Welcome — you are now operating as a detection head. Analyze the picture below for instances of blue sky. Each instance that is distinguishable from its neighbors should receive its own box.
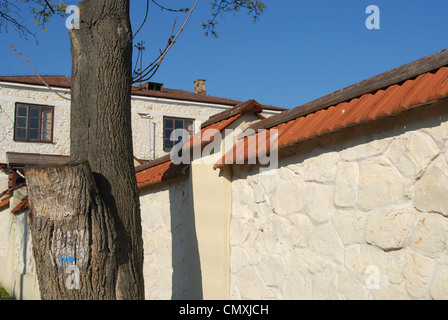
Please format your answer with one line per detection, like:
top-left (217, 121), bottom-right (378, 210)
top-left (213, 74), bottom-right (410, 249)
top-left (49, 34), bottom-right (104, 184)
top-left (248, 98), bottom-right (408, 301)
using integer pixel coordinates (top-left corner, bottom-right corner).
top-left (0, 0), bottom-right (447, 109)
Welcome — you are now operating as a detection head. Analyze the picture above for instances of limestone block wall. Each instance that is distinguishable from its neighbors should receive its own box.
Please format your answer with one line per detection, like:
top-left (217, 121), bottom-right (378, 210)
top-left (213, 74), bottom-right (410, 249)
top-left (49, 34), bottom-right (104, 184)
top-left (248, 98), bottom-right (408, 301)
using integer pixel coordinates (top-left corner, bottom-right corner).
top-left (229, 101), bottom-right (448, 300)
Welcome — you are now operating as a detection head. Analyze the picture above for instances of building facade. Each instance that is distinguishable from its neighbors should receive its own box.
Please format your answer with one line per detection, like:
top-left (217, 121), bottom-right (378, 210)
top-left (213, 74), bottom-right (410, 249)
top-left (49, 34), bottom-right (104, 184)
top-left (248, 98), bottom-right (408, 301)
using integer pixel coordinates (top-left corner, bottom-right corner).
top-left (0, 76), bottom-right (284, 189)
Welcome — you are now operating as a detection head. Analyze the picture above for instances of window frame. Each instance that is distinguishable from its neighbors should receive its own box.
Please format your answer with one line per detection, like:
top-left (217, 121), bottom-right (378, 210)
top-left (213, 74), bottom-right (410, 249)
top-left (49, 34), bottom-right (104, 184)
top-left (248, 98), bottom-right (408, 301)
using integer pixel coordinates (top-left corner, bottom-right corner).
top-left (14, 103), bottom-right (55, 143)
top-left (163, 116), bottom-right (194, 152)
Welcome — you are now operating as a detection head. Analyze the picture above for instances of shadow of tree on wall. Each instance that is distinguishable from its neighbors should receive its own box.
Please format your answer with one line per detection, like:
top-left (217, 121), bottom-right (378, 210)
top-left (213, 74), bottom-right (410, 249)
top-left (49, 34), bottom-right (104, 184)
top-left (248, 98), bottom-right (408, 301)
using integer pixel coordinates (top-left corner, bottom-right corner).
top-left (169, 172), bottom-right (203, 300)
top-left (12, 211), bottom-right (30, 301)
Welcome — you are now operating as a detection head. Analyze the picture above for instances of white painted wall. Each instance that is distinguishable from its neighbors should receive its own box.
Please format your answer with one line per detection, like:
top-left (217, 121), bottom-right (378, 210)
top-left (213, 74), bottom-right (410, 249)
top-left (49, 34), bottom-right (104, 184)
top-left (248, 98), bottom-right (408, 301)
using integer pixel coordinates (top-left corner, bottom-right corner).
top-left (139, 177), bottom-right (198, 300)
top-left (0, 187), bottom-right (40, 300)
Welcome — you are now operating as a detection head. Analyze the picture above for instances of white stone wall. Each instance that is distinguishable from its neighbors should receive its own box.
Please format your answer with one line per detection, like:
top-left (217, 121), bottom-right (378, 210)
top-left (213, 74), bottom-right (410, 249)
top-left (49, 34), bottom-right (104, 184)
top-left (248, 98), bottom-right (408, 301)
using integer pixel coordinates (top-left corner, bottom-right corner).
top-left (0, 204), bottom-right (40, 300)
top-left (229, 101), bottom-right (448, 300)
top-left (139, 178), bottom-right (195, 299)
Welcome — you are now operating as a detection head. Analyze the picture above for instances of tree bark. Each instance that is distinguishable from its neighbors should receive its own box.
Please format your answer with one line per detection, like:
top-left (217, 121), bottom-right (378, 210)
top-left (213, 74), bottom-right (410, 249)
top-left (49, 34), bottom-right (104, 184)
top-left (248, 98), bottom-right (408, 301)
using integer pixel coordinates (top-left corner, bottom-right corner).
top-left (25, 162), bottom-right (116, 300)
top-left (26, 0), bottom-right (145, 300)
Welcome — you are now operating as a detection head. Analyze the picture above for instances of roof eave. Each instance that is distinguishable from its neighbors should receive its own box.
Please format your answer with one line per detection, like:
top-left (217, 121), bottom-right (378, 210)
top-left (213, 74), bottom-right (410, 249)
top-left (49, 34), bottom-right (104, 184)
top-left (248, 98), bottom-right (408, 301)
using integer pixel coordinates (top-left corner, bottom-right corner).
top-left (251, 48), bottom-right (448, 132)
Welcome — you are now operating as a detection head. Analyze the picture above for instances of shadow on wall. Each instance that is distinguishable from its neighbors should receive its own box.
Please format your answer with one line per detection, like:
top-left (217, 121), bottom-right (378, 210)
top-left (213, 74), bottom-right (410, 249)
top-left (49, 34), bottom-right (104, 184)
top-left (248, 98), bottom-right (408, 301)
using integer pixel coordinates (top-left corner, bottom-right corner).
top-left (168, 169), bottom-right (203, 300)
top-left (11, 211), bottom-right (30, 300)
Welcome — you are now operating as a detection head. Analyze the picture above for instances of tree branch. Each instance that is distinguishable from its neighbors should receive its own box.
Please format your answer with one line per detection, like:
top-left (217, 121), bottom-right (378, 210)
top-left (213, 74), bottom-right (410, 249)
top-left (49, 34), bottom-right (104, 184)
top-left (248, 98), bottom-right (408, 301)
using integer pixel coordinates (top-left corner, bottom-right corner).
top-left (43, 0), bottom-right (55, 14)
top-left (151, 0), bottom-right (190, 13)
top-left (0, 1), bottom-right (36, 38)
top-left (133, 0), bottom-right (149, 39)
top-left (132, 0), bottom-right (199, 84)
top-left (202, 0), bottom-right (266, 37)
top-left (11, 45), bottom-right (71, 101)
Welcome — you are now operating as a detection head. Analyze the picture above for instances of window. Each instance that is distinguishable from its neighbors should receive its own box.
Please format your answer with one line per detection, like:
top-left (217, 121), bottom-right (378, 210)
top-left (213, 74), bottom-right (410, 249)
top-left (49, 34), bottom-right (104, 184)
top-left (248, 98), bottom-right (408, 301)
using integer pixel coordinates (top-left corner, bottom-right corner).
top-left (163, 117), bottom-right (194, 151)
top-left (14, 103), bottom-right (54, 143)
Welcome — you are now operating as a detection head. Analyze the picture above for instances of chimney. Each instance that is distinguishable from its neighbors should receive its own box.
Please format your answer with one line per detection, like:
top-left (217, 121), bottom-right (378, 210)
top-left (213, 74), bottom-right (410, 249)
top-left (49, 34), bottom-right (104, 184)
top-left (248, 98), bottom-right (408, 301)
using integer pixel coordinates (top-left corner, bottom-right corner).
top-left (194, 79), bottom-right (206, 95)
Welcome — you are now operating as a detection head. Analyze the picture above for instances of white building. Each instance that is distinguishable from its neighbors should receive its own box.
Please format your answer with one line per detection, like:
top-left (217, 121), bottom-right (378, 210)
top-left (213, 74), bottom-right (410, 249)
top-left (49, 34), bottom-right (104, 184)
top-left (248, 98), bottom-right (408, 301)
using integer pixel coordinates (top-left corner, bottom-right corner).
top-left (0, 75), bottom-right (285, 190)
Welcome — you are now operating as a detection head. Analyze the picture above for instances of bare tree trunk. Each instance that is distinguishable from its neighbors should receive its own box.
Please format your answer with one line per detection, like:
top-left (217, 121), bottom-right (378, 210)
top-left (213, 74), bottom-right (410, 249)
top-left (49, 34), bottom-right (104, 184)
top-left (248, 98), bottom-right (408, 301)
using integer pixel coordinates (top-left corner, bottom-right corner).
top-left (26, 0), bottom-right (145, 300)
top-left (25, 162), bottom-right (116, 300)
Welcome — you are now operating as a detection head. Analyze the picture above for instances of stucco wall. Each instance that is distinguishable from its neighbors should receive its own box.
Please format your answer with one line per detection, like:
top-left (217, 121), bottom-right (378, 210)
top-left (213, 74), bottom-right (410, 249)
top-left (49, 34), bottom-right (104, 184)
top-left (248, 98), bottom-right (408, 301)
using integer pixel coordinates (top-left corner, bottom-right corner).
top-left (139, 177), bottom-right (201, 299)
top-left (0, 204), bottom-right (40, 300)
top-left (229, 100), bottom-right (448, 300)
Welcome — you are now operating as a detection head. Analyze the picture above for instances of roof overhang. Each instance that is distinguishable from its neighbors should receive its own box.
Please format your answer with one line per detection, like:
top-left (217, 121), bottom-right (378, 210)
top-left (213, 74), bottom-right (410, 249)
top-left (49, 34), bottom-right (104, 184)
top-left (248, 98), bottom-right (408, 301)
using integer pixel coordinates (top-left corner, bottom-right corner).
top-left (6, 152), bottom-right (70, 170)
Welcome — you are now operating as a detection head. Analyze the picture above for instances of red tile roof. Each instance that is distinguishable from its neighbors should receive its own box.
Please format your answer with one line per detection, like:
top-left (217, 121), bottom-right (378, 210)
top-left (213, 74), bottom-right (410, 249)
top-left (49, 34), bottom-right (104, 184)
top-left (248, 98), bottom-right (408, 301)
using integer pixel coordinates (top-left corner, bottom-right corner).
top-left (0, 197), bottom-right (10, 211)
top-left (135, 154), bottom-right (189, 189)
top-left (0, 75), bottom-right (286, 112)
top-left (135, 100), bottom-right (264, 189)
top-left (183, 100), bottom-right (264, 152)
top-left (215, 56), bottom-right (448, 169)
top-left (250, 48), bottom-right (448, 132)
top-left (200, 99), bottom-right (264, 128)
top-left (11, 199), bottom-right (29, 214)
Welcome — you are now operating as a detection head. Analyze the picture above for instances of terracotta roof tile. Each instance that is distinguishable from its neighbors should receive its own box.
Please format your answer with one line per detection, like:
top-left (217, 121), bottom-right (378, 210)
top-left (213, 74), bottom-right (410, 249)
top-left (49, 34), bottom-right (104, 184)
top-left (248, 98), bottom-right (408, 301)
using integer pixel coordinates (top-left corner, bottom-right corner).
top-left (183, 114), bottom-right (242, 152)
top-left (136, 158), bottom-right (188, 189)
top-left (215, 66), bottom-right (448, 169)
top-left (200, 99), bottom-right (263, 128)
top-left (0, 197), bottom-right (10, 211)
top-left (135, 100), bottom-right (262, 189)
top-left (11, 199), bottom-right (29, 214)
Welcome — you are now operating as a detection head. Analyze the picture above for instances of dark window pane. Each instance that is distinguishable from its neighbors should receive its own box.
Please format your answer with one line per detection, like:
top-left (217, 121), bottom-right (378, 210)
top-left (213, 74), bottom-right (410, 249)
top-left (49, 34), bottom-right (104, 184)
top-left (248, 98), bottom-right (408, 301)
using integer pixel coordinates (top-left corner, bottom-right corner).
top-left (175, 119), bottom-right (184, 129)
top-left (28, 128), bottom-right (39, 140)
top-left (14, 105), bottom-right (53, 143)
top-left (163, 117), bottom-right (194, 150)
top-left (29, 118), bottom-right (39, 129)
top-left (185, 121), bottom-right (194, 135)
top-left (164, 139), bottom-right (173, 150)
top-left (29, 107), bottom-right (40, 118)
top-left (164, 119), bottom-right (173, 129)
top-left (16, 117), bottom-right (27, 128)
top-left (165, 129), bottom-right (173, 140)
top-left (16, 128), bottom-right (26, 140)
top-left (17, 106), bottom-right (28, 117)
